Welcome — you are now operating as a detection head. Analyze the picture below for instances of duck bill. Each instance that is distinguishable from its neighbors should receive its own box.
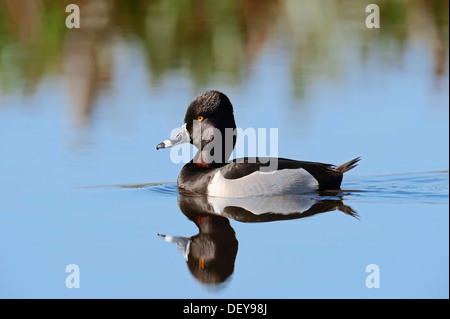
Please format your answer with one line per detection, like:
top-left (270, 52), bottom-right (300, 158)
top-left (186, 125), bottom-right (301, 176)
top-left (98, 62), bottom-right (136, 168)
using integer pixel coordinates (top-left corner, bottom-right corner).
top-left (156, 123), bottom-right (190, 150)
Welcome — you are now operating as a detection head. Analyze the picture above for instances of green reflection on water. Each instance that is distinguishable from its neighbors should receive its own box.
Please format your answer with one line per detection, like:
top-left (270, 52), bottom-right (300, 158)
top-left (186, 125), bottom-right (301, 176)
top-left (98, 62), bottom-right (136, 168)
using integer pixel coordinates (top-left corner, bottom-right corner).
top-left (0, 0), bottom-right (448, 102)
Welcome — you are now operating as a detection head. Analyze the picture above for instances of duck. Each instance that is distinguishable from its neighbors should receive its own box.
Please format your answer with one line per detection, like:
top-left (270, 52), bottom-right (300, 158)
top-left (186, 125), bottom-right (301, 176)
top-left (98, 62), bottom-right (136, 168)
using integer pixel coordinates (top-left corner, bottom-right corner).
top-left (156, 90), bottom-right (360, 197)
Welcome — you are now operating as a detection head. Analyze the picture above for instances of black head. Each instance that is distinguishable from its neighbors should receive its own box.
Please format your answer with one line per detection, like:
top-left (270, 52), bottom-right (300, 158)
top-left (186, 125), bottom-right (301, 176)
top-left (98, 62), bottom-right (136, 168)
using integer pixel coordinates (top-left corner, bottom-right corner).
top-left (157, 90), bottom-right (237, 166)
top-left (185, 91), bottom-right (237, 165)
top-left (184, 90), bottom-right (236, 138)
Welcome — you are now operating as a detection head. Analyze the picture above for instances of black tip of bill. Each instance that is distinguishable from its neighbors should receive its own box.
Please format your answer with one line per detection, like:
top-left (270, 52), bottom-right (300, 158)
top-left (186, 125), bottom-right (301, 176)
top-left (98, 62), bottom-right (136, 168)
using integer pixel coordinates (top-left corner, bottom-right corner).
top-left (156, 142), bottom-right (165, 150)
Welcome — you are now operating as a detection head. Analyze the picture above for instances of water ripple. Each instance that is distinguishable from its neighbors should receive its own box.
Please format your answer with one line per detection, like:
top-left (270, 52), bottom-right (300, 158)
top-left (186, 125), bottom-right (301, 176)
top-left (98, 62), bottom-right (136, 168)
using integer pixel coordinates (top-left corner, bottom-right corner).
top-left (343, 171), bottom-right (449, 204)
top-left (116, 182), bottom-right (179, 195)
top-left (145, 183), bottom-right (179, 196)
top-left (115, 171), bottom-right (448, 205)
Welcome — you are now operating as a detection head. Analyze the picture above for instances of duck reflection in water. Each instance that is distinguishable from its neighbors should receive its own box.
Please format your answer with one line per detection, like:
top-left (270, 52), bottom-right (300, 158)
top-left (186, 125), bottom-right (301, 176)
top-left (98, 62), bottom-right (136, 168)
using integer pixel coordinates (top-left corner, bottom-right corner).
top-left (158, 194), bottom-right (358, 287)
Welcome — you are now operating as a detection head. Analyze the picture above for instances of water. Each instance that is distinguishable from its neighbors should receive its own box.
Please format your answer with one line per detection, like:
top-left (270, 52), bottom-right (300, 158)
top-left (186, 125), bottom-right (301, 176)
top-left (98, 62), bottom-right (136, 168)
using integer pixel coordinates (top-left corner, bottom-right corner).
top-left (0, 0), bottom-right (448, 299)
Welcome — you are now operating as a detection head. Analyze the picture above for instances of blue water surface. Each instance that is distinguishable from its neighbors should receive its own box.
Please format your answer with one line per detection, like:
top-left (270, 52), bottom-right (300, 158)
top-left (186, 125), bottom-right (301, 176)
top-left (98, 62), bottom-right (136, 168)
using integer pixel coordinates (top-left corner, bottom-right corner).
top-left (0, 2), bottom-right (448, 299)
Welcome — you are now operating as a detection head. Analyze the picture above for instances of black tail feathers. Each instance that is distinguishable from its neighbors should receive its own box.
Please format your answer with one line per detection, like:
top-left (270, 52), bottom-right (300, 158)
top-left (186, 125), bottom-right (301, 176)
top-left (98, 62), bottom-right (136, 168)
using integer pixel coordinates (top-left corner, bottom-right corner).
top-left (335, 157), bottom-right (361, 173)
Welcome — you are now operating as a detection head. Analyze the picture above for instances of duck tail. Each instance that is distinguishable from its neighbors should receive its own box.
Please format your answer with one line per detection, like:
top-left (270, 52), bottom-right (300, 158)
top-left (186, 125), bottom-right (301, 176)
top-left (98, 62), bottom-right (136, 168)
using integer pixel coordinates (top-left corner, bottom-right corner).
top-left (335, 157), bottom-right (361, 173)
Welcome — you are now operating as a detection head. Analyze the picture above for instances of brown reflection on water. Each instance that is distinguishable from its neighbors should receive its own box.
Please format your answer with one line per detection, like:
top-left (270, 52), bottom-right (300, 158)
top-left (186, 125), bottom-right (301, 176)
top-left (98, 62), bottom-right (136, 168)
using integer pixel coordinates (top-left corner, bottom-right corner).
top-left (0, 0), bottom-right (448, 126)
top-left (63, 0), bottom-right (113, 128)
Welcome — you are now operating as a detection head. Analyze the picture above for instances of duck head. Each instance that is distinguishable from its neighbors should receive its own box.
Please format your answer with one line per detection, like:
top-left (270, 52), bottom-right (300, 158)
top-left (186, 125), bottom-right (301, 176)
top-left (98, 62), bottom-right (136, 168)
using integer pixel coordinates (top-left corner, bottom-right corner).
top-left (157, 90), bottom-right (237, 167)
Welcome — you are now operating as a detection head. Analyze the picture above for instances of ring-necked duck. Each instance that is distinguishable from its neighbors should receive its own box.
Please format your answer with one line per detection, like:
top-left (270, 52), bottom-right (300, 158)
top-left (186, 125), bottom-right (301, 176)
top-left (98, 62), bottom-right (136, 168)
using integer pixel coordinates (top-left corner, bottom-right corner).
top-left (157, 90), bottom-right (360, 197)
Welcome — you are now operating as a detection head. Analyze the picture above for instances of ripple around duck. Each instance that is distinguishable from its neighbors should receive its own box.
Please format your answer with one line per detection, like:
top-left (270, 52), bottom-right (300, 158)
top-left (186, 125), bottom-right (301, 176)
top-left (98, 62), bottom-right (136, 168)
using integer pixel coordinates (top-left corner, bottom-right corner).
top-left (143, 183), bottom-right (179, 196)
top-left (343, 170), bottom-right (449, 204)
top-left (113, 182), bottom-right (179, 195)
top-left (114, 171), bottom-right (448, 204)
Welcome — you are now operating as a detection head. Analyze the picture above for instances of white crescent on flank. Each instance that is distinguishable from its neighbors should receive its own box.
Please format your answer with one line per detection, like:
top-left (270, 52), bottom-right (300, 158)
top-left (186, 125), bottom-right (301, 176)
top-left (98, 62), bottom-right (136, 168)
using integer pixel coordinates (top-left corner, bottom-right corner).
top-left (207, 168), bottom-right (319, 198)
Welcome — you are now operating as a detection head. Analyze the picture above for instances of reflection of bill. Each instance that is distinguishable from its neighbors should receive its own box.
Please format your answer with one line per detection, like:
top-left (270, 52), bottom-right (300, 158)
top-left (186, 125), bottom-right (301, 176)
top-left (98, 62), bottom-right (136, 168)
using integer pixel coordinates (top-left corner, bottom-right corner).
top-left (158, 194), bottom-right (358, 287)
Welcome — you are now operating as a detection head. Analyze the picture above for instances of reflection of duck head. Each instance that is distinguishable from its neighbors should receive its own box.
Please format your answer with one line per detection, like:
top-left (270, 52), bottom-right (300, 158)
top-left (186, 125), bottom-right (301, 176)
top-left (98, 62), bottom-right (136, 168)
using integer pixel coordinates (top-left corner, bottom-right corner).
top-left (159, 193), bottom-right (357, 286)
top-left (186, 214), bottom-right (238, 286)
top-left (159, 198), bottom-right (238, 286)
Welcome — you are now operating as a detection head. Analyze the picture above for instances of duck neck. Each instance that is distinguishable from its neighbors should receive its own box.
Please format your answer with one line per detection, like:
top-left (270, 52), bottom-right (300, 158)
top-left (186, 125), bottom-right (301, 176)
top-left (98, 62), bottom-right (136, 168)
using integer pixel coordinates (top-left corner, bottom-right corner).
top-left (193, 132), bottom-right (236, 168)
top-left (193, 150), bottom-right (214, 168)
top-left (193, 149), bottom-right (227, 168)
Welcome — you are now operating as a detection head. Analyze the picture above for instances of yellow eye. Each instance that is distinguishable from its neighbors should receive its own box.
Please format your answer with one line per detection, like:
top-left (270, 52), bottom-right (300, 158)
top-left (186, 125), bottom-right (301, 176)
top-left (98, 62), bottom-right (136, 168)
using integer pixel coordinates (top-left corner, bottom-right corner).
top-left (197, 115), bottom-right (204, 122)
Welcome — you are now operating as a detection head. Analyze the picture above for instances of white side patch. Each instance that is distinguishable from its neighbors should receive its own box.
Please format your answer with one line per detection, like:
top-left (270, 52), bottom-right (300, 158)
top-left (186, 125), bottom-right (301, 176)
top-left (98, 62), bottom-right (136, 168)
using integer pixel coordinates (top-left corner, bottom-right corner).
top-left (207, 168), bottom-right (319, 198)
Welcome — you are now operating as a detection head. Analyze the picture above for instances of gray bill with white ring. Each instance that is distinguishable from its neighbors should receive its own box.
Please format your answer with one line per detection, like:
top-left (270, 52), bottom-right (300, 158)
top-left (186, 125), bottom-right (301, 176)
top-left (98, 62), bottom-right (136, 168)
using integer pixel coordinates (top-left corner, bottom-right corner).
top-left (156, 123), bottom-right (190, 150)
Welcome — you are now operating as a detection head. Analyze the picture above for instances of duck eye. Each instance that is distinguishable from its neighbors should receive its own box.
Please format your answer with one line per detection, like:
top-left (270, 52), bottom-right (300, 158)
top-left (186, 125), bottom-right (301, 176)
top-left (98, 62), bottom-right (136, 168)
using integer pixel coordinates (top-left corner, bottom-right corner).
top-left (197, 115), bottom-right (204, 122)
